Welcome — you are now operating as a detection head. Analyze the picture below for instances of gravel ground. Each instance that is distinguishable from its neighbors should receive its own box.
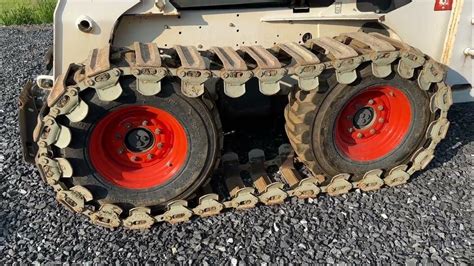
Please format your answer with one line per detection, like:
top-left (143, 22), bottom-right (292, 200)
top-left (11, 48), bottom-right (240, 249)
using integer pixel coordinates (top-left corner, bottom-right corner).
top-left (1, 26), bottom-right (473, 264)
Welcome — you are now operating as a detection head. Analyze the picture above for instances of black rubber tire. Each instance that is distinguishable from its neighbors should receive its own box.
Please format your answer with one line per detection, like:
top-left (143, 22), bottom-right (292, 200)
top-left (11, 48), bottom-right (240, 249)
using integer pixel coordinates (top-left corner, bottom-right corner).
top-left (58, 77), bottom-right (221, 208)
top-left (285, 63), bottom-right (434, 181)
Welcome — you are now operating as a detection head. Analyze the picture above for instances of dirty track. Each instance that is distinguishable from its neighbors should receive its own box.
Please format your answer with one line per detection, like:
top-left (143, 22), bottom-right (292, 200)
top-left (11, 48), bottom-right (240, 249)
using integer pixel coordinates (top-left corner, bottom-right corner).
top-left (1, 26), bottom-right (473, 264)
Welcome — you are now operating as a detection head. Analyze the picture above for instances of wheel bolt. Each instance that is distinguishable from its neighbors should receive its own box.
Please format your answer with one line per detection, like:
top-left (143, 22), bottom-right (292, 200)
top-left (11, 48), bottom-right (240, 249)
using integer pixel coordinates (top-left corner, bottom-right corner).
top-left (155, 128), bottom-right (161, 134)
top-left (389, 91), bottom-right (394, 97)
top-left (131, 156), bottom-right (138, 162)
top-left (117, 148), bottom-right (124, 154)
top-left (368, 99), bottom-right (374, 105)
top-left (157, 143), bottom-right (164, 149)
top-left (377, 105), bottom-right (384, 111)
top-left (348, 128), bottom-right (353, 133)
top-left (147, 154), bottom-right (154, 160)
top-left (370, 129), bottom-right (376, 134)
top-left (125, 123), bottom-right (132, 129)
top-left (357, 133), bottom-right (363, 139)
top-left (142, 121), bottom-right (149, 126)
top-left (378, 118), bottom-right (385, 123)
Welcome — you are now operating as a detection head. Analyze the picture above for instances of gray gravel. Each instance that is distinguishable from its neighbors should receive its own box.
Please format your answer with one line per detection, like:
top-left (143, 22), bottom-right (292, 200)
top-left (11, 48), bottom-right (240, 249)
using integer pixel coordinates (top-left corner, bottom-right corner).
top-left (1, 26), bottom-right (473, 264)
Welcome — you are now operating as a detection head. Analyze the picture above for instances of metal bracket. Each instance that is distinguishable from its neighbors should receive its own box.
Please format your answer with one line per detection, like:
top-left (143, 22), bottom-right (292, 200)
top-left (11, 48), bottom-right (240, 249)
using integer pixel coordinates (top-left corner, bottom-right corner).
top-left (223, 187), bottom-right (259, 210)
top-left (357, 169), bottom-right (384, 192)
top-left (258, 182), bottom-right (287, 205)
top-left (49, 87), bottom-right (89, 122)
top-left (241, 45), bottom-right (286, 95)
top-left (340, 32), bottom-right (397, 78)
top-left (418, 61), bottom-right (445, 91)
top-left (333, 57), bottom-right (363, 84)
top-left (85, 68), bottom-right (123, 101)
top-left (38, 116), bottom-right (71, 149)
top-left (90, 204), bottom-right (123, 229)
top-left (430, 84), bottom-right (453, 113)
top-left (409, 148), bottom-right (435, 173)
top-left (275, 42), bottom-right (324, 91)
top-left (288, 177), bottom-right (321, 199)
top-left (427, 118), bottom-right (450, 144)
top-left (211, 46), bottom-right (252, 98)
top-left (155, 200), bottom-right (193, 224)
top-left (325, 173), bottom-right (352, 196)
top-left (384, 165), bottom-right (410, 187)
top-left (56, 185), bottom-right (93, 213)
top-left (398, 51), bottom-right (426, 79)
top-left (193, 194), bottom-right (224, 217)
top-left (132, 67), bottom-right (167, 96)
top-left (123, 207), bottom-right (155, 229)
top-left (36, 156), bottom-right (72, 185)
top-left (175, 45), bottom-right (211, 98)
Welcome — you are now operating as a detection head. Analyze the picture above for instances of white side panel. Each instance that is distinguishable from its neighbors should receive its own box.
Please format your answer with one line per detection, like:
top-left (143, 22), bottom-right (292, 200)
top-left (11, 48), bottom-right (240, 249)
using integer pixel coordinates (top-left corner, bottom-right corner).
top-left (384, 1), bottom-right (451, 60)
top-left (53, 0), bottom-right (140, 78)
top-left (445, 0), bottom-right (472, 86)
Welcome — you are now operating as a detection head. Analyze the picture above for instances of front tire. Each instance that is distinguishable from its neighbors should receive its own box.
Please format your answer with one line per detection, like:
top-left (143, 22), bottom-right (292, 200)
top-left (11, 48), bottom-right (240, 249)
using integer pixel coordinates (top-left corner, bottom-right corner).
top-left (285, 63), bottom-right (434, 181)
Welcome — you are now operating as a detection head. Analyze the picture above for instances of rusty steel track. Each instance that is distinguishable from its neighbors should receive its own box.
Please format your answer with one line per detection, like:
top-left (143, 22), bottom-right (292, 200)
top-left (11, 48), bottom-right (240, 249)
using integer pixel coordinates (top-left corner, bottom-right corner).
top-left (32, 32), bottom-right (453, 229)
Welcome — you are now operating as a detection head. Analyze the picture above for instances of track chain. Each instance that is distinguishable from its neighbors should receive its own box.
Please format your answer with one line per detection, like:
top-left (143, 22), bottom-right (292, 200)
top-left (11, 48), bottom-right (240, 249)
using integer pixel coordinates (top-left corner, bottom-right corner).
top-left (33, 31), bottom-right (452, 229)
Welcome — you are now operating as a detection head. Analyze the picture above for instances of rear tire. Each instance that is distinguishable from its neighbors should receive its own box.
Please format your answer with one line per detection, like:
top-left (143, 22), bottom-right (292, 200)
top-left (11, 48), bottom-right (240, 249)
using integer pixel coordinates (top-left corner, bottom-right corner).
top-left (58, 77), bottom-right (221, 208)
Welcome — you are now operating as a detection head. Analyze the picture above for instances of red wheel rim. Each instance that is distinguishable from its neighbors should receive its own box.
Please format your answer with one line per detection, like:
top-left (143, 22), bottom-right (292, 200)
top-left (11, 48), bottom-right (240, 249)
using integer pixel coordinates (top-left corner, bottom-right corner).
top-left (89, 106), bottom-right (188, 189)
top-left (334, 85), bottom-right (412, 162)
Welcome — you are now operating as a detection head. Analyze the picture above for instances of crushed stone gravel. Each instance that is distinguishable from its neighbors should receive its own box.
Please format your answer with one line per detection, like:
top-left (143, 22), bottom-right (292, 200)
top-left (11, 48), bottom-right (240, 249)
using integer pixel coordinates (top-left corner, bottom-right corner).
top-left (0, 25), bottom-right (473, 264)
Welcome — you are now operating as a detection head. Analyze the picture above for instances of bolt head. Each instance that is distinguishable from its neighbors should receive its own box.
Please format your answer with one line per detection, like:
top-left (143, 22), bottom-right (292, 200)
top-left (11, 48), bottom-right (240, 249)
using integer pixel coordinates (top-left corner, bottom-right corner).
top-left (370, 129), bottom-right (376, 134)
top-left (147, 154), bottom-right (154, 160)
top-left (348, 128), bottom-right (353, 133)
top-left (368, 99), bottom-right (374, 105)
top-left (142, 120), bottom-right (149, 126)
top-left (157, 143), bottom-right (164, 149)
top-left (378, 118), bottom-right (385, 123)
top-left (130, 156), bottom-right (138, 162)
top-left (155, 129), bottom-right (161, 134)
top-left (357, 133), bottom-right (363, 139)
top-left (377, 105), bottom-right (384, 111)
top-left (118, 148), bottom-right (124, 154)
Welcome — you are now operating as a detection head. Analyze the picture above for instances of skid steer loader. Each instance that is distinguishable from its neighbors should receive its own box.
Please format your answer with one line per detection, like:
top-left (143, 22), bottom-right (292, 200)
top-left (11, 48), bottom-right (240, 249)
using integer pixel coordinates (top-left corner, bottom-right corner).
top-left (19, 0), bottom-right (473, 229)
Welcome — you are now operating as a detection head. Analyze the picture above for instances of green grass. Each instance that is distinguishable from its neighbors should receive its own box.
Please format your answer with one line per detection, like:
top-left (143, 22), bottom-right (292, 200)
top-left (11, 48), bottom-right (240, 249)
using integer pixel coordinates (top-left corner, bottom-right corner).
top-left (0, 0), bottom-right (56, 25)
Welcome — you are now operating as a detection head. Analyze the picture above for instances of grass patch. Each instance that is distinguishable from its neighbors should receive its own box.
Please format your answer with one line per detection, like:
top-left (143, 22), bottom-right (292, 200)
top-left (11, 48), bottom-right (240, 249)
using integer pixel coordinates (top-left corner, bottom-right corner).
top-left (0, 0), bottom-right (56, 25)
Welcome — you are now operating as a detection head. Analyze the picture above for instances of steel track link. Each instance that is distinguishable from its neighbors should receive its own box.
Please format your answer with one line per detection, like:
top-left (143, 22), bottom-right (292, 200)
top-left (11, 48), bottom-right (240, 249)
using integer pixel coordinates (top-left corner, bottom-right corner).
top-left (33, 32), bottom-right (453, 229)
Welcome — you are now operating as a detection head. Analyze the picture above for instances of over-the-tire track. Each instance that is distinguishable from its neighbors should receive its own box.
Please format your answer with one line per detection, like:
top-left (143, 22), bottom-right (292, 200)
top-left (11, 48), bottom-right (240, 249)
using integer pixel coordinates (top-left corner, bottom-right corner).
top-left (32, 31), bottom-right (453, 229)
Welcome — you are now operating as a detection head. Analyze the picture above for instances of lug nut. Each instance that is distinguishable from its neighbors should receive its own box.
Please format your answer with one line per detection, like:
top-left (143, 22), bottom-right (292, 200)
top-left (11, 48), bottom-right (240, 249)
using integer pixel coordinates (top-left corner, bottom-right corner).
top-left (377, 105), bottom-right (384, 111)
top-left (130, 156), bottom-right (138, 162)
top-left (378, 118), bottom-right (385, 123)
top-left (368, 99), bottom-right (374, 105)
top-left (157, 143), bottom-right (164, 149)
top-left (356, 133), bottom-right (363, 139)
top-left (142, 120), bottom-right (149, 126)
top-left (370, 129), bottom-right (376, 134)
top-left (155, 129), bottom-right (161, 134)
top-left (348, 128), bottom-right (353, 133)
top-left (147, 154), bottom-right (154, 160)
top-left (125, 123), bottom-right (132, 129)
top-left (118, 148), bottom-right (124, 154)
top-left (389, 91), bottom-right (394, 97)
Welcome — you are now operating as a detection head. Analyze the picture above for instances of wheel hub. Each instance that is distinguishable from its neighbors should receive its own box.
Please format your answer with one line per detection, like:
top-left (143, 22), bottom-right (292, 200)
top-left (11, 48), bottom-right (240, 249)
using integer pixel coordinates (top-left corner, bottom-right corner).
top-left (125, 128), bottom-right (154, 153)
top-left (335, 85), bottom-right (412, 162)
top-left (353, 107), bottom-right (375, 129)
top-left (89, 106), bottom-right (188, 189)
